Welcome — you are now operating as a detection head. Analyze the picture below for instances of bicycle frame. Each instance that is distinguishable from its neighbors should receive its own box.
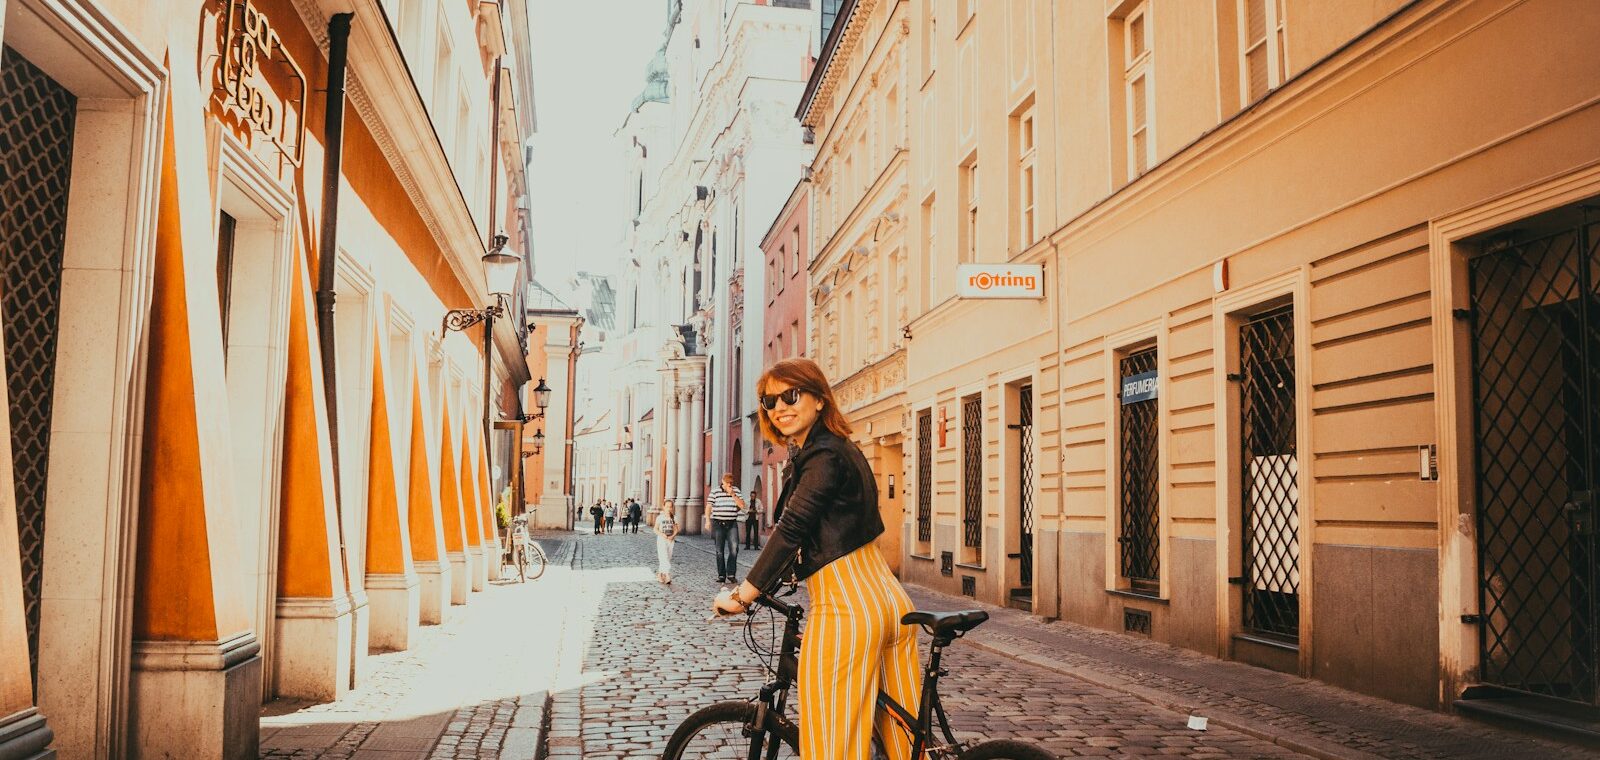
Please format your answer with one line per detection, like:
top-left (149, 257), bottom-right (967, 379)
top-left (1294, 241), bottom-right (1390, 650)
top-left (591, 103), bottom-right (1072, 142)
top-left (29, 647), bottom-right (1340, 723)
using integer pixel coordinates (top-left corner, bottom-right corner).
top-left (746, 594), bottom-right (965, 759)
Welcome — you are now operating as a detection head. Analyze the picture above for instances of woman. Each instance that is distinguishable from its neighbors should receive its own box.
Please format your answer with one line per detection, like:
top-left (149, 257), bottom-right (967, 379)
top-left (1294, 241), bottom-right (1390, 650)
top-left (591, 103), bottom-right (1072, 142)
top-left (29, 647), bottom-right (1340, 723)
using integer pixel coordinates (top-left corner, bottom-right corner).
top-left (654, 499), bottom-right (679, 584)
top-left (712, 358), bottom-right (920, 760)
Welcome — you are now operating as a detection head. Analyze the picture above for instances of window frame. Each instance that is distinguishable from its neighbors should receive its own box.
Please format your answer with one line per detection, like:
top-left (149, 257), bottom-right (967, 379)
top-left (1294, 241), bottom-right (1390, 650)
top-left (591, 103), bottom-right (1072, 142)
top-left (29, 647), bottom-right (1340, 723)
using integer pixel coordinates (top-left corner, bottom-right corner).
top-left (1236, 0), bottom-right (1288, 106)
top-left (1123, 3), bottom-right (1154, 178)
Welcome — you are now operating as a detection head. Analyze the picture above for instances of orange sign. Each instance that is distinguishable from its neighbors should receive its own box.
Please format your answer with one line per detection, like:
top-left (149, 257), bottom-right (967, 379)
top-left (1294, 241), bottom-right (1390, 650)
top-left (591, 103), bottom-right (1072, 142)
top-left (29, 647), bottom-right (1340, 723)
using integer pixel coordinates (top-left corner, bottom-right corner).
top-left (956, 263), bottom-right (1044, 299)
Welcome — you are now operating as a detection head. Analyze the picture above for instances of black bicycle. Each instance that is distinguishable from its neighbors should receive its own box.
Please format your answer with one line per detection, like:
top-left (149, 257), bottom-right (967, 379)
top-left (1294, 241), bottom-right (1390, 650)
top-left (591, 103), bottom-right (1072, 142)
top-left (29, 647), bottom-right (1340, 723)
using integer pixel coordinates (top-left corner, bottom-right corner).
top-left (663, 590), bottom-right (1055, 759)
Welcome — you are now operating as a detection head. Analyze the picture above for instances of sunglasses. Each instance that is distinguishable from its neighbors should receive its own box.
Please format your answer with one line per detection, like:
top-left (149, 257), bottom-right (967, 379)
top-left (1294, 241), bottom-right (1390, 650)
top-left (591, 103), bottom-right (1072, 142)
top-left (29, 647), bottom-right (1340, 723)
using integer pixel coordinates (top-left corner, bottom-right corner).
top-left (759, 388), bottom-right (807, 411)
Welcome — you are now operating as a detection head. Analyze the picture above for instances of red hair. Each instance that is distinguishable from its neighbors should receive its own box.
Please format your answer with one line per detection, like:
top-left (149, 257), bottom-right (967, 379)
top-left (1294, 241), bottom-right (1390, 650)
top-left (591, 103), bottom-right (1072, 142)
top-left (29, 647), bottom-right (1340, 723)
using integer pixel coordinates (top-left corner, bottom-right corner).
top-left (755, 358), bottom-right (853, 445)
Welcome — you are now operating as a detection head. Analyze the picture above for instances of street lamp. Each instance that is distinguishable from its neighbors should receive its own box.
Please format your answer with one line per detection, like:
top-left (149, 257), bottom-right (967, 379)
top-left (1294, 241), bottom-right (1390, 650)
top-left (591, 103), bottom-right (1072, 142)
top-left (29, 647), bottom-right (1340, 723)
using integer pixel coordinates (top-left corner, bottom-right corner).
top-left (530, 428), bottom-right (545, 455)
top-left (443, 234), bottom-right (521, 479)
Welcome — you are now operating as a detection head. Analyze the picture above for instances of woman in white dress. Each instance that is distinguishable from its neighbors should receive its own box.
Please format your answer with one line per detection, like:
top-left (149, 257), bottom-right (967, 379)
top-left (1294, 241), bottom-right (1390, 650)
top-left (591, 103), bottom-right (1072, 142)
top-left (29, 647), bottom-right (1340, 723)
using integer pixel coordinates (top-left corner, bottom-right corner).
top-left (654, 500), bottom-right (679, 584)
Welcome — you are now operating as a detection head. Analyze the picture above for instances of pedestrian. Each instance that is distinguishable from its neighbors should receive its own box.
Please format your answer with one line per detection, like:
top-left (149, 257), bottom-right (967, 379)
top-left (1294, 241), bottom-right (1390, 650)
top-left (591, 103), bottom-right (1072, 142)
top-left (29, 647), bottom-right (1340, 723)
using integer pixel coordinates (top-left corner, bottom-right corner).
top-left (589, 501), bottom-right (603, 535)
top-left (713, 357), bottom-right (919, 760)
top-left (628, 498), bottom-right (643, 534)
top-left (604, 501), bottom-right (616, 533)
top-left (654, 499), bottom-right (678, 584)
top-left (743, 492), bottom-right (763, 550)
top-left (708, 473), bottom-right (745, 584)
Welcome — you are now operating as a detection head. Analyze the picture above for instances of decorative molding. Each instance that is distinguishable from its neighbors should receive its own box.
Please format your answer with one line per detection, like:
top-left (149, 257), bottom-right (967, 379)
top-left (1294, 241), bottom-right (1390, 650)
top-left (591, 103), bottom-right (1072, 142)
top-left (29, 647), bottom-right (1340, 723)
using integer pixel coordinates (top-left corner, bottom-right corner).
top-left (834, 348), bottom-right (906, 412)
top-left (131, 631), bottom-right (261, 672)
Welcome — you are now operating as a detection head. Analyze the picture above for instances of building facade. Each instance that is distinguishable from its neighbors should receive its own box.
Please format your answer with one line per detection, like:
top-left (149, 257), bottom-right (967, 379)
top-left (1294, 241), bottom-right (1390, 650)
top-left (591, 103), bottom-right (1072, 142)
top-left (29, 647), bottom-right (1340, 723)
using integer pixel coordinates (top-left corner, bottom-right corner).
top-left (803, 0), bottom-right (1600, 715)
top-left (799, 0), bottom-right (911, 572)
top-left (0, 0), bottom-right (539, 756)
top-left (756, 177), bottom-right (812, 520)
top-left (524, 279), bottom-right (581, 530)
top-left (613, 0), bottom-right (813, 532)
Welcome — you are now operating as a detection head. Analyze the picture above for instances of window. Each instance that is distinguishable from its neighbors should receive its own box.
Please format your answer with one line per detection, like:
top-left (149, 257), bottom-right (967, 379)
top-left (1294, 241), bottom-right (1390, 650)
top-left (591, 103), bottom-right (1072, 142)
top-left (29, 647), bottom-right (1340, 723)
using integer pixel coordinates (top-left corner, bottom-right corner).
top-left (1015, 107), bottom-right (1037, 250)
top-left (917, 409), bottom-right (933, 545)
top-left (791, 225), bottom-right (802, 275)
top-left (790, 320), bottom-right (800, 355)
top-left (959, 0), bottom-right (976, 30)
top-left (1239, 0), bottom-right (1287, 104)
top-left (961, 158), bottom-right (979, 263)
top-left (1124, 5), bottom-right (1154, 177)
top-left (775, 246), bottom-right (786, 292)
top-left (1118, 346), bottom-right (1160, 591)
top-left (960, 394), bottom-right (982, 553)
top-left (216, 210), bottom-right (237, 356)
top-left (431, 25), bottom-right (454, 145)
top-left (920, 0), bottom-right (937, 81)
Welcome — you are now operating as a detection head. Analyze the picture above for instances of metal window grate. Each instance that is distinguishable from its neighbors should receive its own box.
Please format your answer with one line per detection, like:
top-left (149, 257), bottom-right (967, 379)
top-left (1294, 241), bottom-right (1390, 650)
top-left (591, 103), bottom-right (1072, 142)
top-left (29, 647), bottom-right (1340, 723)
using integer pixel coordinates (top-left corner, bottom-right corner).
top-left (917, 409), bottom-right (932, 542)
top-left (1124, 607), bottom-right (1153, 636)
top-left (940, 551), bottom-right (953, 577)
top-left (1119, 349), bottom-right (1160, 586)
top-left (961, 394), bottom-right (983, 549)
top-left (961, 576), bottom-right (976, 597)
top-left (1470, 217), bottom-right (1600, 705)
top-left (1017, 384), bottom-right (1036, 587)
top-left (0, 46), bottom-right (77, 689)
top-left (1240, 305), bottom-right (1300, 642)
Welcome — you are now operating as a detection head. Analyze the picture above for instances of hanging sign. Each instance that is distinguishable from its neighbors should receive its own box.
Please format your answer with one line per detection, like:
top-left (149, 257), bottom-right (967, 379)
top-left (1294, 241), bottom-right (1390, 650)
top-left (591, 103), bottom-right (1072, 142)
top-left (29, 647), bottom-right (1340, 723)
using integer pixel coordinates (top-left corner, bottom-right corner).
top-left (212, 0), bottom-right (307, 169)
top-left (956, 264), bottom-right (1044, 299)
top-left (1120, 370), bottom-right (1158, 405)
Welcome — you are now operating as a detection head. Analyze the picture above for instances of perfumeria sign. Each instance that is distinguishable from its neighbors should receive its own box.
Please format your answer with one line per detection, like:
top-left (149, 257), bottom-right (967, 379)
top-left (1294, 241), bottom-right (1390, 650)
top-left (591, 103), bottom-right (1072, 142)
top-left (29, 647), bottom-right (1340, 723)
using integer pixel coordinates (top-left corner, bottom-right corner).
top-left (955, 263), bottom-right (1044, 299)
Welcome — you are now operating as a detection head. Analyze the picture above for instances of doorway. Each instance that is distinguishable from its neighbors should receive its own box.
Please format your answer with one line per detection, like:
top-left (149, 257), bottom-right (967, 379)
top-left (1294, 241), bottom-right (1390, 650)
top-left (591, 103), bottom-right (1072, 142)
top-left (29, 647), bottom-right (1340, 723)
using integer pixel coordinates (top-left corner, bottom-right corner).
top-left (1469, 211), bottom-right (1600, 705)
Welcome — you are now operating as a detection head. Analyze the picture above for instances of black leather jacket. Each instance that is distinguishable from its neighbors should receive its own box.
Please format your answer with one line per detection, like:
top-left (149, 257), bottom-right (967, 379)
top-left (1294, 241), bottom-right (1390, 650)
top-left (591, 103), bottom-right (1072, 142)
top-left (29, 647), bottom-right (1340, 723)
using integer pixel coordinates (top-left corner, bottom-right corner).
top-left (746, 425), bottom-right (883, 593)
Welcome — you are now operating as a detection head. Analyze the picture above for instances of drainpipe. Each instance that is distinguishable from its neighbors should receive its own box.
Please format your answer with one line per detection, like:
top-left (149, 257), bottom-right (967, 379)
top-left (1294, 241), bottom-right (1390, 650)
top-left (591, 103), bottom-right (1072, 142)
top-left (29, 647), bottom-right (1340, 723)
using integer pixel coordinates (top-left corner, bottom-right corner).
top-left (316, 13), bottom-right (355, 582)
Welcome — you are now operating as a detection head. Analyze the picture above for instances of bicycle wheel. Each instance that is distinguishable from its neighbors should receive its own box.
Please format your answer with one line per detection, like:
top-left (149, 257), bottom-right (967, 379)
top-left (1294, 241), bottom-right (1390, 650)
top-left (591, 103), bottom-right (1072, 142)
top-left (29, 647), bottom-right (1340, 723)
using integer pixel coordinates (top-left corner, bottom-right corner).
top-left (960, 738), bottom-right (1057, 759)
top-left (663, 701), bottom-right (797, 759)
top-left (522, 541), bottom-right (547, 580)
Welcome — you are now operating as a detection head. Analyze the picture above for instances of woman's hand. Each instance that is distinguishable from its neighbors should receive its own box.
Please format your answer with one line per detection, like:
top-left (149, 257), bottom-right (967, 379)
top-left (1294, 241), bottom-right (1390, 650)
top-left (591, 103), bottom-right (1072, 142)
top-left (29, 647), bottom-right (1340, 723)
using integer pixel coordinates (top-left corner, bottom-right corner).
top-left (712, 588), bottom-right (747, 617)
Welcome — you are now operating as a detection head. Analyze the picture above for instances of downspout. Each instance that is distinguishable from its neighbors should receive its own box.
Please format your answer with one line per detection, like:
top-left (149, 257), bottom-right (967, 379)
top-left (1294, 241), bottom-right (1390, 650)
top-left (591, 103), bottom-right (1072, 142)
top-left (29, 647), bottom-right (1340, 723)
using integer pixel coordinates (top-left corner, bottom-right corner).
top-left (1048, 0), bottom-right (1064, 622)
top-left (564, 322), bottom-right (581, 497)
top-left (316, 12), bottom-right (355, 585)
top-left (487, 58), bottom-right (503, 250)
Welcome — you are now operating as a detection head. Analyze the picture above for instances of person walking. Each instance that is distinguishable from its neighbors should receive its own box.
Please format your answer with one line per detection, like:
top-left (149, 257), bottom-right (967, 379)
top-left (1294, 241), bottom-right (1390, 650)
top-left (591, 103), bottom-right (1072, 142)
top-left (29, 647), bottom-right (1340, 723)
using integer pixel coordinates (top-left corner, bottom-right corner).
top-left (628, 499), bottom-right (643, 534)
top-left (708, 473), bottom-right (745, 583)
top-left (712, 358), bottom-right (920, 760)
top-left (588, 501), bottom-right (603, 535)
top-left (742, 492), bottom-right (763, 550)
top-left (654, 500), bottom-right (679, 584)
top-left (604, 501), bottom-right (616, 533)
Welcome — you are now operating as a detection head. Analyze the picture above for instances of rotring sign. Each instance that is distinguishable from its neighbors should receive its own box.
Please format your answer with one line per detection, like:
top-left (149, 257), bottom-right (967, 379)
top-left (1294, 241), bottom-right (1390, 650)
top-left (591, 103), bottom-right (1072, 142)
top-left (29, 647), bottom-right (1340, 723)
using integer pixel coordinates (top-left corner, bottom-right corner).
top-left (956, 263), bottom-right (1044, 299)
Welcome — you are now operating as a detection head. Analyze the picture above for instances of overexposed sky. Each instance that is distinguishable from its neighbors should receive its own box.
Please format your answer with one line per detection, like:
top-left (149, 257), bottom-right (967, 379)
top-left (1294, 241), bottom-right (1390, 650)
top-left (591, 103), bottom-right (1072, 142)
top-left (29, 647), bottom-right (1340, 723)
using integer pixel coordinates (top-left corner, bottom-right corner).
top-left (526, 0), bottom-right (664, 296)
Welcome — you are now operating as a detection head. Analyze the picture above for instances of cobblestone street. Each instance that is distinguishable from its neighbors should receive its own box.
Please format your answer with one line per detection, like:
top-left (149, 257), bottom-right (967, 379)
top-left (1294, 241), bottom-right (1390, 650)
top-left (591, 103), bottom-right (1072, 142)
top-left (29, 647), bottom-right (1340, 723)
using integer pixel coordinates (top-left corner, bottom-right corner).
top-left (259, 529), bottom-right (1593, 759)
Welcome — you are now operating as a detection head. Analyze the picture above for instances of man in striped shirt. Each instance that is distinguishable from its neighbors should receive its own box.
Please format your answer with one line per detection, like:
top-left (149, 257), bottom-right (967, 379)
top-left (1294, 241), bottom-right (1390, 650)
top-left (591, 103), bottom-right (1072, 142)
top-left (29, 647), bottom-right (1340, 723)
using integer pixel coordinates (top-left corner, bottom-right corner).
top-left (709, 473), bottom-right (746, 583)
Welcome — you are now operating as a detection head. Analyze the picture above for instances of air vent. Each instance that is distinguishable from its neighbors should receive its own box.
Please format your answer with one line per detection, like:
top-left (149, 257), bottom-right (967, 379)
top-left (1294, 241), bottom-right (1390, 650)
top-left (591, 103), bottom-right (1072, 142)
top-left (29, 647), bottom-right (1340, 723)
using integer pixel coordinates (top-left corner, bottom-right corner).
top-left (1124, 607), bottom-right (1152, 636)
top-left (940, 551), bottom-right (953, 577)
top-left (961, 576), bottom-right (976, 597)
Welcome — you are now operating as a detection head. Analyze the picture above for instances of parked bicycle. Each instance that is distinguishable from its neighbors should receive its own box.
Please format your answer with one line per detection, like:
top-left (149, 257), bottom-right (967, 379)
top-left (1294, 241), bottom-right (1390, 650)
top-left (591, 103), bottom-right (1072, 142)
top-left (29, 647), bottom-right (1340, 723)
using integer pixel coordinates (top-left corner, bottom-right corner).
top-left (500, 515), bottom-right (546, 582)
top-left (663, 588), bottom-right (1054, 759)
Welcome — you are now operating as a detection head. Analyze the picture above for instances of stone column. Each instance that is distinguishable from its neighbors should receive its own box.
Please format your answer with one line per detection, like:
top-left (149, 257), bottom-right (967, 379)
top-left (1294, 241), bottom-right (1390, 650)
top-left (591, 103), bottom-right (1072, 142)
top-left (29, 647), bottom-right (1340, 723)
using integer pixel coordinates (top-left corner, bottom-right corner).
top-left (460, 428), bottom-right (487, 592)
top-left (438, 403), bottom-right (473, 605)
top-left (687, 385), bottom-right (707, 530)
top-left (675, 387), bottom-right (692, 508)
top-left (404, 366), bottom-right (450, 625)
top-left (660, 374), bottom-right (676, 512)
top-left (131, 79), bottom-right (260, 757)
top-left (536, 330), bottom-right (576, 528)
top-left (363, 337), bottom-right (418, 652)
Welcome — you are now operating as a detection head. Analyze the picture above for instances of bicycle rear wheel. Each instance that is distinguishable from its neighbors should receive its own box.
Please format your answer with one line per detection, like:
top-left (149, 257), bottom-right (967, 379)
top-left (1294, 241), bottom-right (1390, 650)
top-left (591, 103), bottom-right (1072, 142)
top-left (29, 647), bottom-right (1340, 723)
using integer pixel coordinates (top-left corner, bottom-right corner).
top-left (663, 701), bottom-right (797, 759)
top-left (522, 541), bottom-right (547, 580)
top-left (959, 738), bottom-right (1057, 759)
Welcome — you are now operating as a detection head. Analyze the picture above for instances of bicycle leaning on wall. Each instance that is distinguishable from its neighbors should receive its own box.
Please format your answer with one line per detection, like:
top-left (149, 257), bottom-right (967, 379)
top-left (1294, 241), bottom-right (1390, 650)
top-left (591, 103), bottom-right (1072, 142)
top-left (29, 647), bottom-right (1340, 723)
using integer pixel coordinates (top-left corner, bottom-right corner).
top-left (500, 514), bottom-right (547, 582)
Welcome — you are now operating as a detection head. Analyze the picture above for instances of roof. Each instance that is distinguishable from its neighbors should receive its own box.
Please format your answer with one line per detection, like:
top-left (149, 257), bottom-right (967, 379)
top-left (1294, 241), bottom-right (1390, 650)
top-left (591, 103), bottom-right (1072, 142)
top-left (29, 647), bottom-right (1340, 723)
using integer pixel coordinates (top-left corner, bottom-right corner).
top-left (639, 407), bottom-right (655, 422)
top-left (573, 272), bottom-right (616, 331)
top-left (526, 278), bottom-right (575, 313)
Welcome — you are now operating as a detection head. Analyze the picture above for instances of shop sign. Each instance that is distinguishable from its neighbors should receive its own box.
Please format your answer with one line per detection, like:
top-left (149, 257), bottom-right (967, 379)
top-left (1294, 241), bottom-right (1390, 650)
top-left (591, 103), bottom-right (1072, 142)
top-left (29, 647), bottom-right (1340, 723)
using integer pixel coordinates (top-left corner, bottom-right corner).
top-left (956, 263), bottom-right (1043, 299)
top-left (1120, 370), bottom-right (1158, 405)
top-left (214, 0), bottom-right (307, 168)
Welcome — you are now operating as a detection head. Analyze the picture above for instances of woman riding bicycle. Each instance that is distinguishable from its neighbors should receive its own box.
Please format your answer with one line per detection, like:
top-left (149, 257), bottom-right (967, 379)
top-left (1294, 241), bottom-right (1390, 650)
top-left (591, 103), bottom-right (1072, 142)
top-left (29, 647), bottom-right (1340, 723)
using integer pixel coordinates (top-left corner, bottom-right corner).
top-left (712, 358), bottom-right (920, 760)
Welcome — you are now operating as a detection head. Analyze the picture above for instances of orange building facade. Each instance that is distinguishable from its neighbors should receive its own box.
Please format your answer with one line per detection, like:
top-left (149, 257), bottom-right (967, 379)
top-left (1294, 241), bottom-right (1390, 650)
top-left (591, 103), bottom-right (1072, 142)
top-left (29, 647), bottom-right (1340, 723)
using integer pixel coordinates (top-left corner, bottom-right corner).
top-left (0, 0), bottom-right (539, 756)
top-left (803, 0), bottom-right (1600, 717)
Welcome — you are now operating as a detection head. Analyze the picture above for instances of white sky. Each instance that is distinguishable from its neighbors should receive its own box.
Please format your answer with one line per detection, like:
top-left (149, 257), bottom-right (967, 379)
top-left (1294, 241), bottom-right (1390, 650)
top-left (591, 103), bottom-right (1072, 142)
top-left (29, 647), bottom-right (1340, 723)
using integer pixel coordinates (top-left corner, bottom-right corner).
top-left (526, 0), bottom-right (665, 298)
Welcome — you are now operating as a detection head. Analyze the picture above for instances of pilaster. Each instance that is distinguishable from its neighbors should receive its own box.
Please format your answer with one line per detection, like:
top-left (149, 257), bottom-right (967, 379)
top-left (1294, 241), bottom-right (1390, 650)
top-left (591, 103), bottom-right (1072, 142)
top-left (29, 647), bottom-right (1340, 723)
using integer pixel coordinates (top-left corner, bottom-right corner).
top-left (459, 427), bottom-right (487, 592)
top-left (404, 367), bottom-right (450, 624)
top-left (363, 332), bottom-right (418, 651)
top-left (437, 403), bottom-right (473, 605)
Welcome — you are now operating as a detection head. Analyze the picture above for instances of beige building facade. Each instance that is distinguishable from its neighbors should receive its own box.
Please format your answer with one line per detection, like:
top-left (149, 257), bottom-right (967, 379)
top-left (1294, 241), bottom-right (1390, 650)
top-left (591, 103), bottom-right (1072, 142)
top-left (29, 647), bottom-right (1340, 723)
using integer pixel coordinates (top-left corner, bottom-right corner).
top-left (804, 0), bottom-right (1600, 713)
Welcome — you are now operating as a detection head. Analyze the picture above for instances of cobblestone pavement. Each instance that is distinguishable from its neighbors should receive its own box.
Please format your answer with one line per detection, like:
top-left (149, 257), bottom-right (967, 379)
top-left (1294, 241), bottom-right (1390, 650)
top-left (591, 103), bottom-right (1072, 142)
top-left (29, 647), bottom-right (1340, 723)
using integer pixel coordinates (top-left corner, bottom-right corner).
top-left (569, 530), bottom-right (1309, 759)
top-left (259, 538), bottom-right (577, 759)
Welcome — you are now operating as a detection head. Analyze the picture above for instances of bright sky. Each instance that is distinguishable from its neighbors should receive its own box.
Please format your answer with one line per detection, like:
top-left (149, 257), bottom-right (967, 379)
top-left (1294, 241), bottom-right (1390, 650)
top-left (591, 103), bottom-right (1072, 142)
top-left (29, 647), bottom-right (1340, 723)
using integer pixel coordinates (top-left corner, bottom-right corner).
top-left (526, 0), bottom-right (664, 299)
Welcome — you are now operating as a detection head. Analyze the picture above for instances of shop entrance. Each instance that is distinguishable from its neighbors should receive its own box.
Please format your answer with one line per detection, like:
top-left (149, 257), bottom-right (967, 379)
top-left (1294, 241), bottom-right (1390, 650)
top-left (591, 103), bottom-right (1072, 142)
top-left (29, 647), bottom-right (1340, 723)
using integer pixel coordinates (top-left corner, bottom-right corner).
top-left (1470, 211), bottom-right (1600, 706)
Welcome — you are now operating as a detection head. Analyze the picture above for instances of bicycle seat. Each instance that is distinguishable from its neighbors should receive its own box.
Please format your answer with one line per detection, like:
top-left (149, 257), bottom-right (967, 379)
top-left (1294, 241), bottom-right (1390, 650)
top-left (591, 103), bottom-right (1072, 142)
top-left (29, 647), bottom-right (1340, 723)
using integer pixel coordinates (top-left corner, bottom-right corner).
top-left (902, 609), bottom-right (988, 636)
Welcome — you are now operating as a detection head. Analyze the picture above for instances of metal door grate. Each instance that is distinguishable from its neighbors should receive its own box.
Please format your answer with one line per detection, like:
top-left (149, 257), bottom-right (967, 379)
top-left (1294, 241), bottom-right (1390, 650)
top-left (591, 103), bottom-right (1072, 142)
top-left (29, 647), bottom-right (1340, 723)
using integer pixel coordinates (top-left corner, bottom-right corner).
top-left (917, 409), bottom-right (932, 542)
top-left (1119, 349), bottom-right (1160, 586)
top-left (961, 394), bottom-right (982, 549)
top-left (1017, 384), bottom-right (1035, 587)
top-left (1470, 217), bottom-right (1600, 704)
top-left (1240, 305), bottom-right (1300, 642)
top-left (0, 46), bottom-right (77, 686)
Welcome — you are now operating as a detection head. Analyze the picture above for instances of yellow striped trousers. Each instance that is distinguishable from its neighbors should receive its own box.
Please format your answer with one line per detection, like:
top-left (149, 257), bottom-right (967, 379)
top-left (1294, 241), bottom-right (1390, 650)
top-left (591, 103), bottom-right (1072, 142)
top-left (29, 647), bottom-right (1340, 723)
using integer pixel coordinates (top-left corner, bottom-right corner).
top-left (799, 542), bottom-right (922, 760)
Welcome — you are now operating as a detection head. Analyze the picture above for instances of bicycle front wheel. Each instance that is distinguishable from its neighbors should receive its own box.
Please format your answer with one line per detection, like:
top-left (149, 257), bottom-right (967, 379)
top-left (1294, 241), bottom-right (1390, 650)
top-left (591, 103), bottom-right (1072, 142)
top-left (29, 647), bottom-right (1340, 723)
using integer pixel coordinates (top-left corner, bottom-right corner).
top-left (663, 701), bottom-right (797, 759)
top-left (523, 542), bottom-right (547, 580)
top-left (960, 739), bottom-right (1057, 759)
